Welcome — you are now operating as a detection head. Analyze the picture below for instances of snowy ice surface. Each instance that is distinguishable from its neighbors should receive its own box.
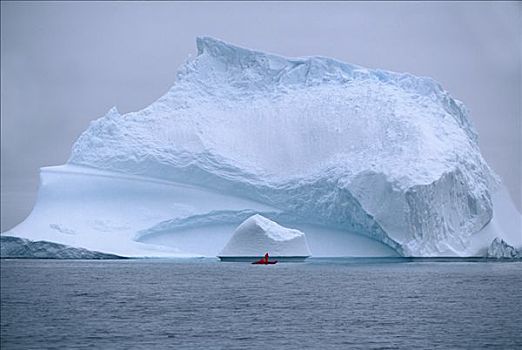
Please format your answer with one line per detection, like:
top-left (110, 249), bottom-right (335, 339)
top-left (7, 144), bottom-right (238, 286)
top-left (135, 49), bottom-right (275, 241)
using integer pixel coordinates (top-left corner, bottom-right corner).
top-left (4, 37), bottom-right (521, 257)
top-left (219, 215), bottom-right (311, 257)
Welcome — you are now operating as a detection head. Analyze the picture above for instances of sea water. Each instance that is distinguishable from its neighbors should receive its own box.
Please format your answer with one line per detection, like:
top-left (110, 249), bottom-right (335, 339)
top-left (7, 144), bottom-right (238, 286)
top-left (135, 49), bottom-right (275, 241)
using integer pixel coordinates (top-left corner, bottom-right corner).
top-left (1, 259), bottom-right (521, 349)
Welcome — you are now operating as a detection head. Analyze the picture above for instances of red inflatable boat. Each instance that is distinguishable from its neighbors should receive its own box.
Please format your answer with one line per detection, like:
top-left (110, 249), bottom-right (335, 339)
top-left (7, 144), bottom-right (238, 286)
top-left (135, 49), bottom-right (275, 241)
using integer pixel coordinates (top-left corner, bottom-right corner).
top-left (252, 253), bottom-right (277, 265)
top-left (252, 260), bottom-right (278, 265)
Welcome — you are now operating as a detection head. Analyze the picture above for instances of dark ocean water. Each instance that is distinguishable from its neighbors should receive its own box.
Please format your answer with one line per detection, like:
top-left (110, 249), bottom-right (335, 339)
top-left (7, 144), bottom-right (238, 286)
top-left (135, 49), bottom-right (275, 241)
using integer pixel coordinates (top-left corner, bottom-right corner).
top-left (1, 258), bottom-right (521, 349)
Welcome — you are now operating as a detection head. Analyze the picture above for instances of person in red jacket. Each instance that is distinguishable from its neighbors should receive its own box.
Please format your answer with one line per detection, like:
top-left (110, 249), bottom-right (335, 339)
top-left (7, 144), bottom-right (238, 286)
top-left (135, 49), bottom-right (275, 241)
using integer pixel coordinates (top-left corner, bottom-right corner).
top-left (264, 253), bottom-right (269, 264)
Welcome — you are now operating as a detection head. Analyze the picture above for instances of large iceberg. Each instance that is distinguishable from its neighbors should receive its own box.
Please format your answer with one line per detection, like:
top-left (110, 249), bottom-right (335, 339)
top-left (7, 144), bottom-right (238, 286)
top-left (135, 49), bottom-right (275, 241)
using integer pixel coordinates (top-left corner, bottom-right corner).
top-left (4, 37), bottom-right (521, 257)
top-left (218, 214), bottom-right (311, 261)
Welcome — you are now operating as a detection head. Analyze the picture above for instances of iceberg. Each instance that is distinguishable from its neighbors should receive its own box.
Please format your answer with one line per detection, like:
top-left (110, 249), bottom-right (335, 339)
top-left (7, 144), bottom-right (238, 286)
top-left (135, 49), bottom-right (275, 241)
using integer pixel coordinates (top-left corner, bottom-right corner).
top-left (218, 215), bottom-right (311, 261)
top-left (4, 37), bottom-right (521, 257)
top-left (0, 236), bottom-right (124, 259)
top-left (487, 238), bottom-right (521, 259)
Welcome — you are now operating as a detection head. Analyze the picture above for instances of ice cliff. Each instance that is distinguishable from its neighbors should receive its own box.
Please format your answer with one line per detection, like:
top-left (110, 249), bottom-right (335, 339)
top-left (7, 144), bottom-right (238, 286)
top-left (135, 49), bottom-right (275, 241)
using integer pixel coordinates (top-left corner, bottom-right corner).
top-left (4, 37), bottom-right (521, 257)
top-left (219, 215), bottom-right (311, 258)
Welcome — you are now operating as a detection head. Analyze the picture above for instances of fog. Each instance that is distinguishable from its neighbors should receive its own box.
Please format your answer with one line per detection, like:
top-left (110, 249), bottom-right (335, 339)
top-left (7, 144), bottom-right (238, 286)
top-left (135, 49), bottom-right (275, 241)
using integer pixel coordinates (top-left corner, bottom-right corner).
top-left (1, 1), bottom-right (520, 231)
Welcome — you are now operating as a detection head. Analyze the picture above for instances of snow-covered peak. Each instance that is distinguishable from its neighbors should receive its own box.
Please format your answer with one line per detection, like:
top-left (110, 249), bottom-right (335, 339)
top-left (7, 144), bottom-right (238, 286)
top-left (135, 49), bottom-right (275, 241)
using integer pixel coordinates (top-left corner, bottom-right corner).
top-left (184, 36), bottom-right (448, 99)
top-left (238, 214), bottom-right (304, 242)
top-left (192, 36), bottom-right (361, 88)
top-left (219, 215), bottom-right (311, 257)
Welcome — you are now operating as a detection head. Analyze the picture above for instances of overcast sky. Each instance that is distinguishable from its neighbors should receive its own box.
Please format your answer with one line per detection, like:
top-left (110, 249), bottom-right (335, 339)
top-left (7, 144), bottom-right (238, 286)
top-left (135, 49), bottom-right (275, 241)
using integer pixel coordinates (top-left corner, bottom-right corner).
top-left (1, 1), bottom-right (521, 231)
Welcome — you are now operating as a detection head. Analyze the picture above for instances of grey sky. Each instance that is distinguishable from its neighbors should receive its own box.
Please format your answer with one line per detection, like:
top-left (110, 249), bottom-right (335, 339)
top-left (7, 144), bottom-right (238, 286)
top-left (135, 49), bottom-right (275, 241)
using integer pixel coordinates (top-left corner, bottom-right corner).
top-left (1, 1), bottom-right (521, 231)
